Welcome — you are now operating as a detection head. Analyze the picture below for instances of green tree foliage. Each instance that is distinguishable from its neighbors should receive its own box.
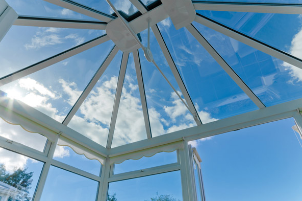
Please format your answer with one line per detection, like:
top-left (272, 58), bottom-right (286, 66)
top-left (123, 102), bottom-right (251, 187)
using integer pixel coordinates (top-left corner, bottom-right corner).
top-left (107, 193), bottom-right (117, 201)
top-left (148, 193), bottom-right (181, 201)
top-left (0, 164), bottom-right (33, 200)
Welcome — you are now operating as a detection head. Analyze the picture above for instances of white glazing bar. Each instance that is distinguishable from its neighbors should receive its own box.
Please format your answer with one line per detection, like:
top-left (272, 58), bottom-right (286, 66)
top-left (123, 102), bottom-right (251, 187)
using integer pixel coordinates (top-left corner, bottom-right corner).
top-left (0, 1), bottom-right (18, 43)
top-left (186, 24), bottom-right (265, 109)
top-left (106, 53), bottom-right (129, 148)
top-left (0, 35), bottom-right (110, 86)
top-left (108, 163), bottom-right (181, 182)
top-left (195, 14), bottom-right (302, 70)
top-left (98, 157), bottom-right (111, 201)
top-left (33, 135), bottom-right (59, 201)
top-left (133, 50), bottom-right (152, 139)
top-left (193, 1), bottom-right (302, 14)
top-left (63, 46), bottom-right (119, 125)
top-left (0, 135), bottom-right (48, 162)
top-left (178, 146), bottom-right (194, 201)
top-left (44, 0), bottom-right (115, 22)
top-left (14, 16), bottom-right (107, 30)
top-left (109, 96), bottom-right (302, 156)
top-left (152, 25), bottom-right (202, 126)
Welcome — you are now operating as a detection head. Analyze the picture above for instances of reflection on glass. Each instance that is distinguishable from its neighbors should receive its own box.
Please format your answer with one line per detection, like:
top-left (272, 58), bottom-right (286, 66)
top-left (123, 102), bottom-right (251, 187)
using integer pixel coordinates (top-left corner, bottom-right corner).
top-left (6, 0), bottom-right (98, 20)
top-left (108, 171), bottom-right (183, 201)
top-left (0, 148), bottom-right (44, 201)
top-left (1, 39), bottom-right (114, 124)
top-left (114, 151), bottom-right (177, 174)
top-left (198, 11), bottom-right (302, 60)
top-left (53, 145), bottom-right (101, 176)
top-left (160, 18), bottom-right (257, 121)
top-left (194, 22), bottom-right (302, 106)
top-left (40, 166), bottom-right (99, 201)
top-left (192, 118), bottom-right (302, 201)
top-left (0, 26), bottom-right (104, 78)
top-left (111, 0), bottom-right (139, 16)
top-left (0, 117), bottom-right (47, 152)
top-left (139, 28), bottom-right (196, 137)
top-left (68, 51), bottom-right (122, 147)
top-left (112, 53), bottom-right (147, 147)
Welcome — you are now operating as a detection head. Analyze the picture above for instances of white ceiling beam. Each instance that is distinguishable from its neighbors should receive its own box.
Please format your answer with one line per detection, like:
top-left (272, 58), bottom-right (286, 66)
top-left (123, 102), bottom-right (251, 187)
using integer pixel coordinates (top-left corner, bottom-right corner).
top-left (0, 35), bottom-right (110, 87)
top-left (133, 50), bottom-right (152, 139)
top-left (63, 46), bottom-right (119, 126)
top-left (193, 1), bottom-right (302, 14)
top-left (14, 16), bottom-right (107, 30)
top-left (195, 14), bottom-right (302, 70)
top-left (44, 0), bottom-right (115, 22)
top-left (109, 96), bottom-right (302, 157)
top-left (0, 94), bottom-right (108, 157)
top-left (106, 53), bottom-right (129, 149)
top-left (152, 25), bottom-right (202, 126)
top-left (186, 24), bottom-right (265, 109)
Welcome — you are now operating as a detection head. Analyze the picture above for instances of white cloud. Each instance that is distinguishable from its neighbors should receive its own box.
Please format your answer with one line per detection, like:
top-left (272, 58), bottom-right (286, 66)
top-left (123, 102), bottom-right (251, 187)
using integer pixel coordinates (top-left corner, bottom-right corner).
top-left (164, 91), bottom-right (188, 122)
top-left (54, 146), bottom-right (70, 158)
top-left (19, 78), bottom-right (57, 98)
top-left (160, 18), bottom-right (171, 28)
top-left (59, 79), bottom-right (82, 106)
top-left (25, 34), bottom-right (62, 50)
top-left (283, 26), bottom-right (302, 82)
top-left (0, 148), bottom-right (28, 173)
top-left (65, 34), bottom-right (85, 46)
top-left (45, 27), bottom-right (60, 33)
top-left (188, 136), bottom-right (213, 148)
top-left (61, 8), bottom-right (75, 16)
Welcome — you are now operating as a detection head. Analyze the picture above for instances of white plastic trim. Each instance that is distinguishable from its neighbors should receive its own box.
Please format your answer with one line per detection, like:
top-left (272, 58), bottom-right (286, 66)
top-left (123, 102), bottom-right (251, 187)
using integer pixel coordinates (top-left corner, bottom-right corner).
top-left (0, 1), bottom-right (18, 43)
top-left (110, 141), bottom-right (184, 164)
top-left (58, 136), bottom-right (106, 164)
top-left (0, 103), bottom-right (57, 142)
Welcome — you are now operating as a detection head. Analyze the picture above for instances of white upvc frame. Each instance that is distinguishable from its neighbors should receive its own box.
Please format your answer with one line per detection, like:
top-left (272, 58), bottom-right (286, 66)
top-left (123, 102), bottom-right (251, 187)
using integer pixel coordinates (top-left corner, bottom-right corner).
top-left (191, 147), bottom-right (206, 201)
top-left (193, 1), bottom-right (302, 14)
top-left (14, 16), bottom-right (107, 30)
top-left (3, 0), bottom-right (302, 201)
top-left (0, 0), bottom-right (17, 43)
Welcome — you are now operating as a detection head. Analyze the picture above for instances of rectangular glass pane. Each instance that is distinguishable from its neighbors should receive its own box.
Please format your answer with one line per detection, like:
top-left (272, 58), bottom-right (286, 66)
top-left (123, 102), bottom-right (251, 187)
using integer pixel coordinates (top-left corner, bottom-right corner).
top-left (191, 118), bottom-right (302, 201)
top-left (108, 171), bottom-right (183, 200)
top-left (0, 147), bottom-right (44, 201)
top-left (53, 145), bottom-right (101, 176)
top-left (40, 166), bottom-right (99, 201)
top-left (114, 151), bottom-right (177, 174)
top-left (0, 117), bottom-right (47, 152)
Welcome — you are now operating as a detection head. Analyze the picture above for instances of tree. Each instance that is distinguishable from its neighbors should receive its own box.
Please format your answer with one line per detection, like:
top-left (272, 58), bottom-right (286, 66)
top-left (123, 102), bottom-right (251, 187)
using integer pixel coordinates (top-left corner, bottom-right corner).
top-left (107, 193), bottom-right (117, 201)
top-left (0, 164), bottom-right (33, 200)
top-left (148, 193), bottom-right (181, 201)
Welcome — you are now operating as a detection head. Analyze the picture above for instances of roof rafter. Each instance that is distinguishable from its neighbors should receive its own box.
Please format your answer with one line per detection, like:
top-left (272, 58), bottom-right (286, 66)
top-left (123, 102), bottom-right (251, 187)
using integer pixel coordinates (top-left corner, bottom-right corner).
top-left (195, 14), bottom-right (302, 70)
top-left (44, 0), bottom-right (115, 22)
top-left (186, 23), bottom-right (265, 109)
top-left (133, 50), bottom-right (152, 139)
top-left (62, 46), bottom-right (119, 126)
top-left (152, 25), bottom-right (203, 126)
top-left (106, 52), bottom-right (129, 149)
top-left (14, 16), bottom-right (107, 30)
top-left (193, 1), bottom-right (302, 14)
top-left (0, 35), bottom-right (110, 86)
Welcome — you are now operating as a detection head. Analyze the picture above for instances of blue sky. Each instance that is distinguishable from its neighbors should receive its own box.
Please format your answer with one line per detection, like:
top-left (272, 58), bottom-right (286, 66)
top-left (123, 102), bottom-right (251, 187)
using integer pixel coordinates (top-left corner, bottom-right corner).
top-left (1, 0), bottom-right (302, 200)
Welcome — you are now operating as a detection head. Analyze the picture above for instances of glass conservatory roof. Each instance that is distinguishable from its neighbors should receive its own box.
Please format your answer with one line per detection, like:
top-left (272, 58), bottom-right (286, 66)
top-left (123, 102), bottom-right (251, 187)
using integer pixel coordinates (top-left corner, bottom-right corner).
top-left (1, 0), bottom-right (302, 149)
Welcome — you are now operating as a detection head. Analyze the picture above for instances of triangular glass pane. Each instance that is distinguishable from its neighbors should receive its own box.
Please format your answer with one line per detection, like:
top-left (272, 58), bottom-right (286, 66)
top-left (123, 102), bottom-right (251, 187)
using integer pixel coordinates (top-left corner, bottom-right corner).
top-left (159, 18), bottom-right (258, 121)
top-left (0, 25), bottom-right (105, 78)
top-left (0, 40), bottom-right (114, 123)
top-left (141, 0), bottom-right (158, 6)
top-left (198, 11), bottom-right (302, 60)
top-left (6, 0), bottom-right (99, 21)
top-left (112, 53), bottom-right (147, 147)
top-left (193, 21), bottom-right (302, 107)
top-left (139, 28), bottom-right (197, 138)
top-left (68, 50), bottom-right (122, 147)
